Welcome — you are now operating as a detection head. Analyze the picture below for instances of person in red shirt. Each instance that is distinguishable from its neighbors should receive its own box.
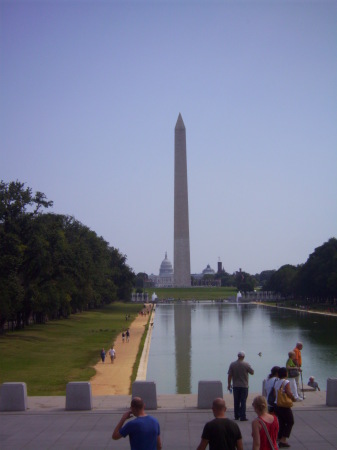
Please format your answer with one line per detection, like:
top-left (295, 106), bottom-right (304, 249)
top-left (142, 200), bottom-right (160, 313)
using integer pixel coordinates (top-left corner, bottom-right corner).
top-left (252, 395), bottom-right (279, 450)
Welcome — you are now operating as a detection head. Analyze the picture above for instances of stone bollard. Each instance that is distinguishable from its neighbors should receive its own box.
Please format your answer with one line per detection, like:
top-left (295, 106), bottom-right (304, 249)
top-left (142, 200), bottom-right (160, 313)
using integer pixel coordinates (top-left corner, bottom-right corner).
top-left (65, 382), bottom-right (92, 410)
top-left (132, 381), bottom-right (157, 410)
top-left (0, 382), bottom-right (27, 411)
top-left (197, 380), bottom-right (223, 409)
top-left (326, 378), bottom-right (337, 406)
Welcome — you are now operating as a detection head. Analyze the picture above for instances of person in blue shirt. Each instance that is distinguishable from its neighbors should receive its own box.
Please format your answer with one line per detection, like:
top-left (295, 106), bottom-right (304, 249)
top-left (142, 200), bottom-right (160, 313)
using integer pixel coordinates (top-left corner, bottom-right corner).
top-left (112, 397), bottom-right (162, 450)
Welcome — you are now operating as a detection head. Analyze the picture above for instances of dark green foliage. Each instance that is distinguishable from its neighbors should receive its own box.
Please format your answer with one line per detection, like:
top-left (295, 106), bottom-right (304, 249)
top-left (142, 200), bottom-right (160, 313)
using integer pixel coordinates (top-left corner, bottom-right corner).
top-left (254, 270), bottom-right (275, 287)
top-left (264, 238), bottom-right (337, 303)
top-left (264, 264), bottom-right (299, 297)
top-left (134, 272), bottom-right (148, 289)
top-left (234, 269), bottom-right (257, 293)
top-left (214, 270), bottom-right (236, 287)
top-left (0, 181), bottom-right (135, 331)
top-left (294, 238), bottom-right (337, 301)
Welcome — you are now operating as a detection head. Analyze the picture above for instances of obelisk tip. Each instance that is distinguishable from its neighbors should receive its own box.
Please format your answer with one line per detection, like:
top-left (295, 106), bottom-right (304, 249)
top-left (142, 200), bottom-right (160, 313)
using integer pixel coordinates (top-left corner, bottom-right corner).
top-left (175, 113), bottom-right (185, 129)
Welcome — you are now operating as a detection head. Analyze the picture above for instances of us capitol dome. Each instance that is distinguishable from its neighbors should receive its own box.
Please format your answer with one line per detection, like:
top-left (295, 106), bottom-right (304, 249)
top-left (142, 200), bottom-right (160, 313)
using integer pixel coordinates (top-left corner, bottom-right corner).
top-left (149, 252), bottom-right (174, 287)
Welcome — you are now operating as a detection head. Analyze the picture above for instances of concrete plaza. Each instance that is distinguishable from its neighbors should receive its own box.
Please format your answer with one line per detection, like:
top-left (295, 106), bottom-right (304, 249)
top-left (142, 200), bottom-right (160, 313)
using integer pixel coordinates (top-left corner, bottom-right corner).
top-left (1, 391), bottom-right (336, 449)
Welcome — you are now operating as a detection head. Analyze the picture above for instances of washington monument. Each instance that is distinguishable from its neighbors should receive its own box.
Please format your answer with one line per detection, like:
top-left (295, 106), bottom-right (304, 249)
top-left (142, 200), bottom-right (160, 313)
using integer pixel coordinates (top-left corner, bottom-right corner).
top-left (174, 113), bottom-right (191, 287)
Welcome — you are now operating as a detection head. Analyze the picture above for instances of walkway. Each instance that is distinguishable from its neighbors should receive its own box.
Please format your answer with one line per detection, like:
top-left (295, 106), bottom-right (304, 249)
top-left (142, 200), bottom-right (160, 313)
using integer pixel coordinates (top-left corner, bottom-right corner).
top-left (90, 305), bottom-right (152, 395)
top-left (1, 392), bottom-right (336, 449)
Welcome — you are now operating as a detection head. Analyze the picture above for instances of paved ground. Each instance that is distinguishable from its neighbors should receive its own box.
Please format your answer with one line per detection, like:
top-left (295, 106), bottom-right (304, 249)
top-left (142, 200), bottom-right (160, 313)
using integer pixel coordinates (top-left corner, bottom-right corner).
top-left (1, 392), bottom-right (336, 450)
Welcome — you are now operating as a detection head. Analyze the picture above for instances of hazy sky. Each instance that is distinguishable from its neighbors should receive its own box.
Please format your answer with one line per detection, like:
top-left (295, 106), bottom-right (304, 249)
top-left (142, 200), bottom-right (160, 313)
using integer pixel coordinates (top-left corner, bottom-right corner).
top-left (1, 1), bottom-right (336, 276)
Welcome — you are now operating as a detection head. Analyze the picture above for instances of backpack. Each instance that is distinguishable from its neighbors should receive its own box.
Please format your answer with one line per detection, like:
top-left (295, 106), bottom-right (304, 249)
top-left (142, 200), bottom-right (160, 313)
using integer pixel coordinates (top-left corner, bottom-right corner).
top-left (267, 379), bottom-right (277, 405)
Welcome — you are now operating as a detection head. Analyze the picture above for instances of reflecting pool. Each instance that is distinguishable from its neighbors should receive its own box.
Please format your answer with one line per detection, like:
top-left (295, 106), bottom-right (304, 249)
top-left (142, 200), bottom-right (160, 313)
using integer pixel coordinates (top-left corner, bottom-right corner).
top-left (146, 302), bottom-right (337, 394)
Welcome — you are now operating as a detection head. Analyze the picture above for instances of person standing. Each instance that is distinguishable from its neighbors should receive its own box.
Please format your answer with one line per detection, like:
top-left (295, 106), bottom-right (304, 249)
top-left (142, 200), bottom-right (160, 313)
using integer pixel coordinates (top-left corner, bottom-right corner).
top-left (263, 366), bottom-right (279, 413)
top-left (126, 328), bottom-right (130, 342)
top-left (274, 367), bottom-right (295, 448)
top-left (293, 342), bottom-right (303, 392)
top-left (252, 395), bottom-right (279, 450)
top-left (112, 397), bottom-right (162, 450)
top-left (227, 351), bottom-right (254, 421)
top-left (100, 348), bottom-right (106, 363)
top-left (108, 347), bottom-right (116, 363)
top-left (286, 351), bottom-right (302, 400)
top-left (196, 398), bottom-right (243, 450)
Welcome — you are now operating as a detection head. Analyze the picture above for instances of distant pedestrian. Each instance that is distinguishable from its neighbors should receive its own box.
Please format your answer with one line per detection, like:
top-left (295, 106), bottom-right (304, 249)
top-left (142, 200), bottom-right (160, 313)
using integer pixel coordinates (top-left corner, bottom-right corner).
top-left (126, 329), bottom-right (130, 342)
top-left (108, 347), bottom-right (116, 363)
top-left (196, 398), bottom-right (243, 450)
top-left (228, 351), bottom-right (254, 421)
top-left (101, 348), bottom-right (106, 363)
top-left (122, 332), bottom-right (125, 343)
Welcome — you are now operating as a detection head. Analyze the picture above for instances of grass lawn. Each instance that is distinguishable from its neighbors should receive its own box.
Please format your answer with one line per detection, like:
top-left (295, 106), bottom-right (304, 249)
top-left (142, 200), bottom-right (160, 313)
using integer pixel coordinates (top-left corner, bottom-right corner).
top-left (146, 286), bottom-right (237, 300)
top-left (0, 302), bottom-right (143, 396)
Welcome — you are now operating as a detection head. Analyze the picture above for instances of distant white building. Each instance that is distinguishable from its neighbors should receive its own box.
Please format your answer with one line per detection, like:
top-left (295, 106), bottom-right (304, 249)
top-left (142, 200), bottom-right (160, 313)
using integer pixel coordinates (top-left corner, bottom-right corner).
top-left (192, 264), bottom-right (216, 280)
top-left (149, 258), bottom-right (221, 288)
top-left (192, 263), bottom-right (220, 286)
top-left (202, 264), bottom-right (216, 276)
top-left (149, 252), bottom-right (174, 287)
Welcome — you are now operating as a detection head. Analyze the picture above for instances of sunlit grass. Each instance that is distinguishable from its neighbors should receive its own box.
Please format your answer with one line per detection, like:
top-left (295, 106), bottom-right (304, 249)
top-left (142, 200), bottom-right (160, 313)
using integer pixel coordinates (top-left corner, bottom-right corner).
top-left (130, 321), bottom-right (149, 394)
top-left (0, 302), bottom-right (142, 395)
top-left (145, 286), bottom-right (237, 300)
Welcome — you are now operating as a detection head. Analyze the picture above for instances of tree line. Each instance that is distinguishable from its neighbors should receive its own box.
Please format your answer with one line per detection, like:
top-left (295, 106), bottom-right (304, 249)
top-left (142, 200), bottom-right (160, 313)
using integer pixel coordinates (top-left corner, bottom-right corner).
top-left (135, 240), bottom-right (337, 304)
top-left (263, 237), bottom-right (337, 303)
top-left (0, 180), bottom-right (135, 332)
top-left (216, 238), bottom-right (337, 303)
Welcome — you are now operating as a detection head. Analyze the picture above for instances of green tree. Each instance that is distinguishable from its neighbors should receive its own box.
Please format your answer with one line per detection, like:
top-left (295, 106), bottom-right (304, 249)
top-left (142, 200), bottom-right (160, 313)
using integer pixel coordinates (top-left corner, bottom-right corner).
top-left (0, 181), bottom-right (53, 329)
top-left (295, 238), bottom-right (337, 301)
top-left (0, 180), bottom-right (53, 233)
top-left (0, 180), bottom-right (135, 332)
top-left (234, 269), bottom-right (256, 293)
top-left (256, 270), bottom-right (275, 288)
top-left (134, 272), bottom-right (148, 290)
top-left (214, 270), bottom-right (235, 287)
top-left (265, 264), bottom-right (299, 297)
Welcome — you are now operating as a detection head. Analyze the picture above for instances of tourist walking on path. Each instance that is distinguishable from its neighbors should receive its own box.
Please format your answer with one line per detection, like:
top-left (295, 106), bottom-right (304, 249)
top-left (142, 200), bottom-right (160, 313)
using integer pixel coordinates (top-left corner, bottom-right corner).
top-left (126, 328), bottom-right (130, 342)
top-left (286, 351), bottom-right (302, 400)
top-left (196, 398), bottom-right (243, 450)
top-left (108, 347), bottom-right (116, 363)
top-left (112, 396), bottom-right (162, 450)
top-left (274, 367), bottom-right (296, 448)
top-left (100, 348), bottom-right (106, 363)
top-left (293, 342), bottom-right (303, 391)
top-left (122, 332), bottom-right (125, 343)
top-left (263, 366), bottom-right (279, 413)
top-left (252, 395), bottom-right (279, 450)
top-left (227, 351), bottom-right (254, 421)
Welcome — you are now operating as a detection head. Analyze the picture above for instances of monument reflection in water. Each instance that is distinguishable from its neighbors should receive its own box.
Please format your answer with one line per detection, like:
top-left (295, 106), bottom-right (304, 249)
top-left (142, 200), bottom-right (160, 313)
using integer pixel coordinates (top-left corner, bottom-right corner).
top-left (146, 302), bottom-right (337, 394)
